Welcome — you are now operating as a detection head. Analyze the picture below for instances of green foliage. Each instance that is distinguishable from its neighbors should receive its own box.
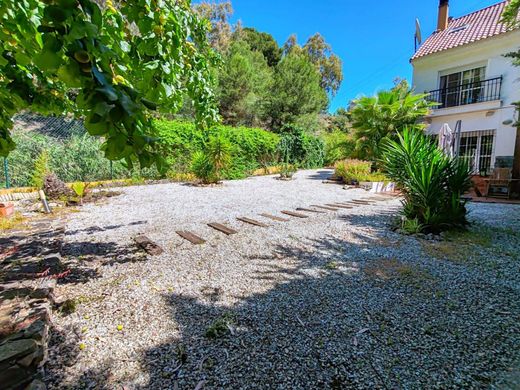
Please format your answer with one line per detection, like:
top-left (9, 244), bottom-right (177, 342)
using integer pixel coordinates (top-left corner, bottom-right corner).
top-left (2, 131), bottom-right (134, 188)
top-left (279, 162), bottom-right (297, 179)
top-left (323, 130), bottom-right (355, 166)
top-left (277, 125), bottom-right (324, 169)
top-left (217, 40), bottom-right (272, 127)
top-left (205, 312), bottom-right (235, 339)
top-left (191, 151), bottom-right (216, 184)
top-left (239, 27), bottom-right (282, 67)
top-left (381, 128), bottom-right (472, 233)
top-left (31, 150), bottom-right (50, 189)
top-left (268, 52), bottom-right (328, 130)
top-left (155, 120), bottom-right (280, 179)
top-left (349, 82), bottom-right (434, 161)
top-left (0, 0), bottom-right (218, 168)
top-left (71, 181), bottom-right (88, 198)
top-left (334, 159), bottom-right (386, 183)
top-left (401, 218), bottom-right (424, 235)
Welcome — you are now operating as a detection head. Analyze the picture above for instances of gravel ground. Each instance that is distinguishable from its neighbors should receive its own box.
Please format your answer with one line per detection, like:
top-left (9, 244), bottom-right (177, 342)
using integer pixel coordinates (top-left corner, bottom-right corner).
top-left (45, 170), bottom-right (520, 389)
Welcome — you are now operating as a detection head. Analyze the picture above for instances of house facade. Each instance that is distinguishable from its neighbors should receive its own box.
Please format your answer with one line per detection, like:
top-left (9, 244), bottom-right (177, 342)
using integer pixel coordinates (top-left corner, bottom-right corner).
top-left (411, 0), bottom-right (520, 175)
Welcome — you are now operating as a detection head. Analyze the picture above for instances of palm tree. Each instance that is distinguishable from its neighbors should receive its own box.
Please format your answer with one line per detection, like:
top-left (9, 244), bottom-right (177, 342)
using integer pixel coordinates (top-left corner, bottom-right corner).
top-left (348, 82), bottom-right (435, 162)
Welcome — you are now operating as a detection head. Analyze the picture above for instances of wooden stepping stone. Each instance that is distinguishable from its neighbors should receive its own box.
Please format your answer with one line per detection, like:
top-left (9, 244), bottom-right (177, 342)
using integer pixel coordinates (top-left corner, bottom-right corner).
top-left (327, 204), bottom-right (354, 209)
top-left (207, 223), bottom-right (238, 235)
top-left (237, 217), bottom-right (269, 227)
top-left (296, 207), bottom-right (325, 214)
top-left (260, 213), bottom-right (289, 222)
top-left (134, 235), bottom-right (164, 255)
top-left (311, 205), bottom-right (339, 211)
top-left (336, 202), bottom-right (359, 207)
top-left (176, 231), bottom-right (206, 245)
top-left (281, 210), bottom-right (309, 218)
top-left (350, 200), bottom-right (373, 205)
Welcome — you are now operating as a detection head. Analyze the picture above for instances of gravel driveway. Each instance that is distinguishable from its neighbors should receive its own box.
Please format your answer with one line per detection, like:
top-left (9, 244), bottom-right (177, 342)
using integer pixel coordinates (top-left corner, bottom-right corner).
top-left (45, 170), bottom-right (520, 389)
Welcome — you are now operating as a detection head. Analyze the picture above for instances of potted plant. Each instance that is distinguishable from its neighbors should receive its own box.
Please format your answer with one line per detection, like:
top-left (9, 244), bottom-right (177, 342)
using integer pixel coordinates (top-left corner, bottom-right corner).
top-left (0, 203), bottom-right (14, 218)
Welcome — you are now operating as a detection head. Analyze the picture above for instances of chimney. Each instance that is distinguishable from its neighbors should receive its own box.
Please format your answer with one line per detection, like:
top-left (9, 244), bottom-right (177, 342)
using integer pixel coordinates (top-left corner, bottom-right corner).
top-left (437, 0), bottom-right (449, 31)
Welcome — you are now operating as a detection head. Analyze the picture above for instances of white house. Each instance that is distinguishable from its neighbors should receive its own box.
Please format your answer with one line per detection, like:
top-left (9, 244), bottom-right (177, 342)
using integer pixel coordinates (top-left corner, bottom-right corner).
top-left (411, 0), bottom-right (520, 175)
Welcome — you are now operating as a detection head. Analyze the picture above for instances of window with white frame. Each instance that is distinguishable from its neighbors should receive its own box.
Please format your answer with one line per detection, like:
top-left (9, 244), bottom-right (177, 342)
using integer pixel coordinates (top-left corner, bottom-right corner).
top-left (457, 130), bottom-right (495, 175)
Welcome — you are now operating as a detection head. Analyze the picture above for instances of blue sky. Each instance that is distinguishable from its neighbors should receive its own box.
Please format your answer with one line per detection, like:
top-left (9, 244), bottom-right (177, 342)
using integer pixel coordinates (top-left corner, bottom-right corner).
top-left (224, 0), bottom-right (500, 112)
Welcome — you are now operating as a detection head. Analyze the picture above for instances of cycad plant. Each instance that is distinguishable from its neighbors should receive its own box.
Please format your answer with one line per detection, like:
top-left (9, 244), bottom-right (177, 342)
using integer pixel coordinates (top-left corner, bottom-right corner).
top-left (381, 128), bottom-right (471, 233)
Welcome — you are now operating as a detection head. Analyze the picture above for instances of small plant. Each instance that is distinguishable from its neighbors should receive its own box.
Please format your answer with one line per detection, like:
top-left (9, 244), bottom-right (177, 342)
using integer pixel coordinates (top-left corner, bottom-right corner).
top-left (191, 134), bottom-right (233, 184)
top-left (279, 162), bottom-right (297, 180)
top-left (31, 150), bottom-right (50, 189)
top-left (334, 159), bottom-right (386, 183)
top-left (205, 312), bottom-right (235, 339)
top-left (325, 261), bottom-right (339, 270)
top-left (401, 217), bottom-right (424, 235)
top-left (0, 212), bottom-right (26, 232)
top-left (71, 182), bottom-right (89, 203)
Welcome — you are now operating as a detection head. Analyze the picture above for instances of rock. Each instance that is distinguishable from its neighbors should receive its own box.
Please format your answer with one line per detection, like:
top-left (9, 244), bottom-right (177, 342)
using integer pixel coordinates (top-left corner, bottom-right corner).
top-left (0, 339), bottom-right (38, 363)
top-left (0, 364), bottom-right (32, 389)
top-left (25, 380), bottom-right (47, 390)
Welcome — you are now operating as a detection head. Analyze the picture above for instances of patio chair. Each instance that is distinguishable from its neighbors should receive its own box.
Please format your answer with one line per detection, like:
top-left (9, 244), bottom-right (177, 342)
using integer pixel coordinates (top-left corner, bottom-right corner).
top-left (484, 168), bottom-right (519, 199)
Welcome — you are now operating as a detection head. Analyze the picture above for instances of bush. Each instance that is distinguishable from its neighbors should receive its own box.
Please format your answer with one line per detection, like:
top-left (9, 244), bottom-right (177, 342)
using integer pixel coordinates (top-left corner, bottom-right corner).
top-left (31, 150), bottom-right (50, 189)
top-left (334, 159), bottom-right (386, 183)
top-left (155, 120), bottom-right (280, 179)
top-left (276, 124), bottom-right (324, 169)
top-left (323, 130), bottom-right (355, 166)
top-left (381, 128), bottom-right (472, 233)
top-left (191, 134), bottom-right (233, 184)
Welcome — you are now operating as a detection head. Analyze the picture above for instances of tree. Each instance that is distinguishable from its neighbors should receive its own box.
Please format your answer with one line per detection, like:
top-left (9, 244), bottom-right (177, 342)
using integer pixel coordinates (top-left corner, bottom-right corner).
top-left (194, 1), bottom-right (234, 54)
top-left (348, 82), bottom-right (434, 161)
top-left (0, 0), bottom-right (218, 170)
top-left (238, 28), bottom-right (282, 67)
top-left (217, 40), bottom-right (272, 127)
top-left (303, 33), bottom-right (343, 96)
top-left (267, 52), bottom-right (328, 130)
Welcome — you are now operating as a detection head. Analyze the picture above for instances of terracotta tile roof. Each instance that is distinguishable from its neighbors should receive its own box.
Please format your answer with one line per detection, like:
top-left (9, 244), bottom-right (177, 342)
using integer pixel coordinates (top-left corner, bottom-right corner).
top-left (411, 1), bottom-right (520, 61)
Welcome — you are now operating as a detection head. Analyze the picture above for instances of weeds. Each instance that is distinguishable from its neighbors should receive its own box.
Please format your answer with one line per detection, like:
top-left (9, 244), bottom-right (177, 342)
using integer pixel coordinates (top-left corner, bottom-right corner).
top-left (205, 312), bottom-right (235, 339)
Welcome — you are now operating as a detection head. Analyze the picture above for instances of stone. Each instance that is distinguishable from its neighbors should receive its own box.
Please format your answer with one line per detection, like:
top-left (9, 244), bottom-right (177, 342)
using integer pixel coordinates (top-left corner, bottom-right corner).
top-left (0, 339), bottom-right (38, 363)
top-left (25, 380), bottom-right (47, 390)
top-left (0, 364), bottom-right (32, 389)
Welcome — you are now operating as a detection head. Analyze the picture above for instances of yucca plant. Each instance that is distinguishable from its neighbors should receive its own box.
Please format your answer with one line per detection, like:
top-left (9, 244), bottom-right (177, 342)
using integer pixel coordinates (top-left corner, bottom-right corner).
top-left (191, 134), bottom-right (233, 184)
top-left (381, 128), bottom-right (471, 233)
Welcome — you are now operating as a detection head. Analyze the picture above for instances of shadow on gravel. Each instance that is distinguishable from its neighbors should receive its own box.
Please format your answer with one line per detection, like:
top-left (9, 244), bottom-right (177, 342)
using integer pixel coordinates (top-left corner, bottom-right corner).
top-left (44, 219), bottom-right (520, 389)
top-left (132, 234), bottom-right (520, 389)
top-left (306, 170), bottom-right (335, 181)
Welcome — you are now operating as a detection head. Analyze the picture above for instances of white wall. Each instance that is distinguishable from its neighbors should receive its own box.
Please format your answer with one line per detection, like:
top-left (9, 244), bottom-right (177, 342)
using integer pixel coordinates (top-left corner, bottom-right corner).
top-left (412, 29), bottom-right (520, 160)
top-left (412, 30), bottom-right (520, 106)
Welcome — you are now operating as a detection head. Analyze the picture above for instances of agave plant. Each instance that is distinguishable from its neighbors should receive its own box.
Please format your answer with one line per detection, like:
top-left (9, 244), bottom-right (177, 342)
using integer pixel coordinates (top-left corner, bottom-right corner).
top-left (381, 128), bottom-right (471, 233)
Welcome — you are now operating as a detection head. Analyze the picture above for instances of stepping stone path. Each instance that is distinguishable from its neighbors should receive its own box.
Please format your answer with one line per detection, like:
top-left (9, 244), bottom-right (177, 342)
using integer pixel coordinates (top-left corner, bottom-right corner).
top-left (176, 231), bottom-right (206, 245)
top-left (207, 223), bottom-right (238, 236)
top-left (237, 217), bottom-right (269, 227)
top-left (281, 211), bottom-right (309, 218)
top-left (259, 214), bottom-right (289, 222)
top-left (311, 205), bottom-right (339, 211)
top-left (326, 204), bottom-right (353, 209)
top-left (296, 208), bottom-right (325, 214)
top-left (134, 235), bottom-right (164, 256)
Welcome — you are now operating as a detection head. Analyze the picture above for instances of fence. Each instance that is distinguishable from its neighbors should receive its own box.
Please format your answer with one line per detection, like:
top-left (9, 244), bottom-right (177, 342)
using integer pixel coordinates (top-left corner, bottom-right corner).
top-left (0, 112), bottom-right (129, 189)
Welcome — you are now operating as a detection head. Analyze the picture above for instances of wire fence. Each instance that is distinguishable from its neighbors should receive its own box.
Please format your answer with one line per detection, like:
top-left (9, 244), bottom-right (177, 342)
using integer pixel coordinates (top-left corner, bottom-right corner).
top-left (0, 112), bottom-right (129, 189)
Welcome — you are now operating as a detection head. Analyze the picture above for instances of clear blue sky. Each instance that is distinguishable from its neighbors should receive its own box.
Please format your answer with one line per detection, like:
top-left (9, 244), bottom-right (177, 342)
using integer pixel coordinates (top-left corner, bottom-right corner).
top-left (225, 0), bottom-right (500, 112)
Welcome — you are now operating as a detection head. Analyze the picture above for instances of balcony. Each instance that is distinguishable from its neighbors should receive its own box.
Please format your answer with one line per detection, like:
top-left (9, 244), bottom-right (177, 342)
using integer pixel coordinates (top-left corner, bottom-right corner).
top-left (427, 77), bottom-right (502, 109)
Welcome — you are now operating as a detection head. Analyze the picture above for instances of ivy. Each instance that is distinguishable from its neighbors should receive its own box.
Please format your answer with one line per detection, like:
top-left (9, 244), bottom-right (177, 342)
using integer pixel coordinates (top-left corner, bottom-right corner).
top-left (0, 0), bottom-right (219, 169)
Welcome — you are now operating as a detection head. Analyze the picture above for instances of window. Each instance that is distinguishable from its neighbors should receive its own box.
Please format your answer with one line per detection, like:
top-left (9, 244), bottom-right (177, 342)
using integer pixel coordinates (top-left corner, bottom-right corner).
top-left (439, 67), bottom-right (486, 107)
top-left (457, 130), bottom-right (495, 174)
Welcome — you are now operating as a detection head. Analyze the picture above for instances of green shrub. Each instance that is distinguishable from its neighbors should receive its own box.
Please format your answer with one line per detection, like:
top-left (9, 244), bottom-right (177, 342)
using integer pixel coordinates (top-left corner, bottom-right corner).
top-left (276, 124), bottom-right (324, 169)
top-left (191, 151), bottom-right (216, 184)
top-left (155, 120), bottom-right (280, 179)
top-left (31, 150), bottom-right (50, 189)
top-left (323, 130), bottom-right (355, 165)
top-left (334, 159), bottom-right (386, 183)
top-left (381, 128), bottom-right (472, 233)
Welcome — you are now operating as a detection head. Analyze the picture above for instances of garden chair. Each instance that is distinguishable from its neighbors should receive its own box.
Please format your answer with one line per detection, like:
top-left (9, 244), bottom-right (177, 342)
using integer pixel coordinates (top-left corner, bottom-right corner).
top-left (484, 168), bottom-right (519, 199)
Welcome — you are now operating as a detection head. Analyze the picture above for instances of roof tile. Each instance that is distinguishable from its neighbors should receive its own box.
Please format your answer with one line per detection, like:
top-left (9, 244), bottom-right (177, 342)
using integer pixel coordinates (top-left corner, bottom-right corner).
top-left (411, 1), bottom-right (519, 61)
